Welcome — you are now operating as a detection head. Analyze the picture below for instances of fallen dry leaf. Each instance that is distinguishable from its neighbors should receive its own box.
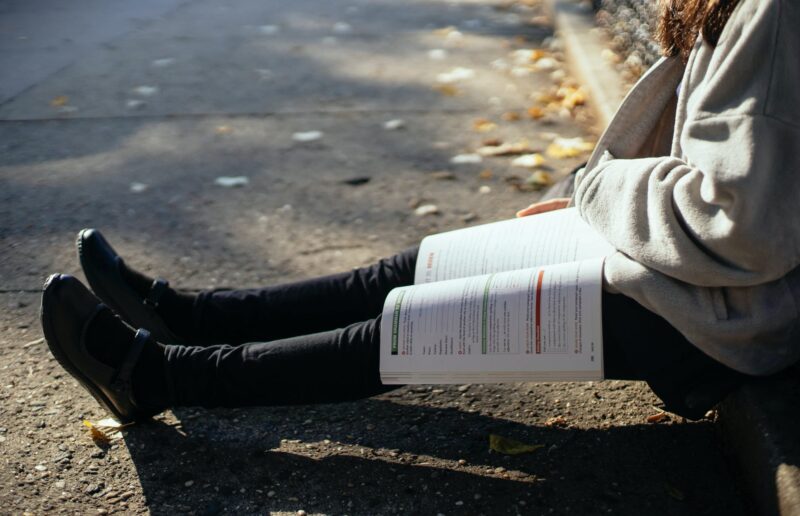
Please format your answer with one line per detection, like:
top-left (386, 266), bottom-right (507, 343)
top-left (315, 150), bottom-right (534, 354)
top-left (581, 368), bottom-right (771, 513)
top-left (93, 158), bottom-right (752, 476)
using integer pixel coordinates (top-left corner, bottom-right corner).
top-left (477, 142), bottom-right (531, 157)
top-left (558, 86), bottom-right (586, 109)
top-left (482, 137), bottom-right (503, 146)
top-left (83, 418), bottom-right (131, 443)
top-left (479, 169), bottom-right (494, 180)
top-left (332, 22), bottom-right (352, 34)
top-left (430, 171), bottom-right (456, 180)
top-left (437, 67), bottom-right (475, 83)
top-left (450, 153), bottom-right (483, 164)
top-left (50, 95), bottom-right (69, 107)
top-left (502, 111), bottom-right (521, 121)
top-left (546, 137), bottom-right (594, 158)
top-left (527, 106), bottom-right (545, 119)
top-left (292, 131), bottom-right (323, 142)
top-left (428, 49), bottom-right (448, 60)
top-left (526, 171), bottom-right (553, 189)
top-left (129, 182), bottom-right (148, 193)
top-left (433, 84), bottom-right (460, 96)
top-left (383, 119), bottom-right (405, 130)
top-left (433, 26), bottom-right (458, 36)
top-left (544, 415), bottom-right (568, 427)
top-left (473, 118), bottom-right (498, 132)
top-left (489, 434), bottom-right (544, 455)
top-left (152, 57), bottom-right (176, 67)
top-left (132, 85), bottom-right (159, 97)
top-left (511, 153), bottom-right (546, 168)
top-left (214, 176), bottom-right (250, 187)
top-left (646, 412), bottom-right (670, 424)
top-left (414, 204), bottom-right (439, 216)
top-left (534, 57), bottom-right (559, 71)
top-left (602, 48), bottom-right (622, 64)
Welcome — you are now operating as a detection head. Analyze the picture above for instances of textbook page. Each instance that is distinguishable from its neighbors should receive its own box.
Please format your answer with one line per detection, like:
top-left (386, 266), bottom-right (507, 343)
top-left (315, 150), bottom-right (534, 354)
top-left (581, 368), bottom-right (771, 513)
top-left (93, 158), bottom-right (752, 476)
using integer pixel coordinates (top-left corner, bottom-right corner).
top-left (414, 208), bottom-right (614, 284)
top-left (380, 258), bottom-right (605, 384)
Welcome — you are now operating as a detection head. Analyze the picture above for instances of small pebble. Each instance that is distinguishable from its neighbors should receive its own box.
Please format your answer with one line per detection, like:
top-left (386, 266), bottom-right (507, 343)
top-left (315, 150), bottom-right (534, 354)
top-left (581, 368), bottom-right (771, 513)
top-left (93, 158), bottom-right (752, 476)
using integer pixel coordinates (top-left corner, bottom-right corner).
top-left (184, 480), bottom-right (194, 487)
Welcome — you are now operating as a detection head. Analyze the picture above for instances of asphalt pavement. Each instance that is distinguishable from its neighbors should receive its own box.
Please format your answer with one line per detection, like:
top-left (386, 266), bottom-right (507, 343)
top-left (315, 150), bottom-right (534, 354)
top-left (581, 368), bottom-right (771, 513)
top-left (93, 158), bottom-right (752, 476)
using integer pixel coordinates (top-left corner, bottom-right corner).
top-left (1, 0), bottom-right (748, 514)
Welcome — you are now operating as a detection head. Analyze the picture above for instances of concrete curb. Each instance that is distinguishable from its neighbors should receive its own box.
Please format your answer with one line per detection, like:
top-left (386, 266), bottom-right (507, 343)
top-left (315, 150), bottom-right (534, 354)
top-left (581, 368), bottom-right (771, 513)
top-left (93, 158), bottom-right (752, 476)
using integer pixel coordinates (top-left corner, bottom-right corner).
top-left (545, 1), bottom-right (800, 514)
top-left (544, 0), bottom-right (626, 128)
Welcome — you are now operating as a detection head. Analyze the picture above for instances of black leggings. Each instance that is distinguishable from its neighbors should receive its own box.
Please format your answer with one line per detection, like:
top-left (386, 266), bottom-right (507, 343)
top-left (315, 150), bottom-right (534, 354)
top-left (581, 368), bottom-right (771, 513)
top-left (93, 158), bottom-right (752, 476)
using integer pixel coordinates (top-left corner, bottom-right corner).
top-left (161, 247), bottom-right (747, 419)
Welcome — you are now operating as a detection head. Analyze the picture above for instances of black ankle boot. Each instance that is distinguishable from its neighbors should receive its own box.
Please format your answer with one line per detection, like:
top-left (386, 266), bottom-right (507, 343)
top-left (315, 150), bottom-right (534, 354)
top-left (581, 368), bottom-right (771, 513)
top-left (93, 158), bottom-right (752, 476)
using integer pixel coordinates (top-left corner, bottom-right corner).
top-left (77, 229), bottom-right (194, 344)
top-left (41, 274), bottom-right (168, 422)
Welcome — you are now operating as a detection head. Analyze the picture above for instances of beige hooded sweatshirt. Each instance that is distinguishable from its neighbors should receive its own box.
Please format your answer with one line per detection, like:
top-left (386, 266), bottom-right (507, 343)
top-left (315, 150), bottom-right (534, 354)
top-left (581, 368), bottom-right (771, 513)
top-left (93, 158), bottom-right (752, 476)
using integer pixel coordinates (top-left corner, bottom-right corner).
top-left (574, 0), bottom-right (800, 375)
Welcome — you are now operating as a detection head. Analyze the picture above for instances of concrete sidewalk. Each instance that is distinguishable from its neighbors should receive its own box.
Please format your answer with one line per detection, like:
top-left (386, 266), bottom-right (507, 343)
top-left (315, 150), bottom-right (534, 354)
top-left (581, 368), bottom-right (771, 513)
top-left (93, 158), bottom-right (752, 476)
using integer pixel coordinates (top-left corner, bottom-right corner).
top-left (545, 0), bottom-right (800, 514)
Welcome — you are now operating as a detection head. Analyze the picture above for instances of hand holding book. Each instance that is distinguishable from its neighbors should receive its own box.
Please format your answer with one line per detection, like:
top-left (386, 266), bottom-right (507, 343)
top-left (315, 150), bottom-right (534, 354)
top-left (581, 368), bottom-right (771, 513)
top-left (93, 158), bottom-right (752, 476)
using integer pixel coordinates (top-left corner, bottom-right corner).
top-left (515, 197), bottom-right (571, 218)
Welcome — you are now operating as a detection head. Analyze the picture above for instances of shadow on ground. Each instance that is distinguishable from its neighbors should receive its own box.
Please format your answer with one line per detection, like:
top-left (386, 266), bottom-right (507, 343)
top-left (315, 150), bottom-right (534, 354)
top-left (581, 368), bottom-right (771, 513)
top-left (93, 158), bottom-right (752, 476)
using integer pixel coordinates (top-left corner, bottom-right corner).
top-left (113, 395), bottom-right (744, 515)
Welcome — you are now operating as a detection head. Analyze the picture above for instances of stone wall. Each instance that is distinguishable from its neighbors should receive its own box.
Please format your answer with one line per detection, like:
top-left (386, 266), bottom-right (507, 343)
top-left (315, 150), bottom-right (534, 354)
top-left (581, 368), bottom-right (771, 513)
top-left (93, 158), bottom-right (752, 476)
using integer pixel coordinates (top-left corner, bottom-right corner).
top-left (594, 0), bottom-right (661, 79)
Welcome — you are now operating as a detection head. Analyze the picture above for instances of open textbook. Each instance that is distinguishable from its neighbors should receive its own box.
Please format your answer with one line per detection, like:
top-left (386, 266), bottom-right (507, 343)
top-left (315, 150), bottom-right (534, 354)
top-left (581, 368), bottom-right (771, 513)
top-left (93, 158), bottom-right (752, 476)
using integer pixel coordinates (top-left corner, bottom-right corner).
top-left (379, 208), bottom-right (615, 384)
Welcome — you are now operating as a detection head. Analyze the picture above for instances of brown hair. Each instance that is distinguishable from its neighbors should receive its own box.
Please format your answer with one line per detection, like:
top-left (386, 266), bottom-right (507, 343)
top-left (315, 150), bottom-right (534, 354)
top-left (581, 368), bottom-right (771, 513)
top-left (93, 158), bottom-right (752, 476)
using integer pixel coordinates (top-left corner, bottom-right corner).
top-left (656, 0), bottom-right (741, 60)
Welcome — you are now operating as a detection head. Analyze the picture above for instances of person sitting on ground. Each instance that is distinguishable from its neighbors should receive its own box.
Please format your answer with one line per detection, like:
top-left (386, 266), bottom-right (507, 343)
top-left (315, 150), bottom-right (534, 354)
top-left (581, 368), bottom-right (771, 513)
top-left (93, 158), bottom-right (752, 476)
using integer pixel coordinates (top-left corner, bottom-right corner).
top-left (41, 0), bottom-right (800, 423)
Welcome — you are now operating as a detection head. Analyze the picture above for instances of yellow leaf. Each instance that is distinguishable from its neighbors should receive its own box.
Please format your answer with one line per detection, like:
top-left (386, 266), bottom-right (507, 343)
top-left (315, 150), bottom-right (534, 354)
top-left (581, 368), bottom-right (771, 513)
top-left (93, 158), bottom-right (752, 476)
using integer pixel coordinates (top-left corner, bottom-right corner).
top-left (511, 153), bottom-right (546, 168)
top-left (527, 106), bottom-right (545, 120)
top-left (526, 170), bottom-right (553, 189)
top-left (489, 434), bottom-right (544, 455)
top-left (478, 142), bottom-right (531, 157)
top-left (473, 118), bottom-right (498, 132)
top-left (83, 418), bottom-right (132, 443)
top-left (546, 138), bottom-right (595, 159)
top-left (83, 420), bottom-right (111, 444)
top-left (559, 87), bottom-right (586, 109)
top-left (50, 96), bottom-right (69, 107)
top-left (433, 84), bottom-right (460, 96)
top-left (530, 49), bottom-right (547, 61)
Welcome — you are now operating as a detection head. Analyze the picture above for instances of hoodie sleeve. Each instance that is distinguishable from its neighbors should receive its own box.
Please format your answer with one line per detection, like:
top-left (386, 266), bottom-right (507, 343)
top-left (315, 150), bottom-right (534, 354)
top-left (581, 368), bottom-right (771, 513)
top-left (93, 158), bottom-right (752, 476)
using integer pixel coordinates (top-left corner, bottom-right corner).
top-left (573, 0), bottom-right (800, 288)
